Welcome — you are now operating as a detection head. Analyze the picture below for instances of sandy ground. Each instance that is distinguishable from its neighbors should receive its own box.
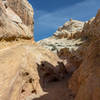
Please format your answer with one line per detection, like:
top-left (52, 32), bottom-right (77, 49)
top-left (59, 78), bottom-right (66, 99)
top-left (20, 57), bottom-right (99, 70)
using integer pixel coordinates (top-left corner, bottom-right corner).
top-left (29, 74), bottom-right (75, 100)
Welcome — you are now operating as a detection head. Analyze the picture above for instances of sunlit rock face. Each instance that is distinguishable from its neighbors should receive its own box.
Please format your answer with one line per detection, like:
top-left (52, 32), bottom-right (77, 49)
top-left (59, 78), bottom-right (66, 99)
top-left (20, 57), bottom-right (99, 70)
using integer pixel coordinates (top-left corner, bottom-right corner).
top-left (8, 0), bottom-right (34, 35)
top-left (54, 19), bottom-right (84, 39)
top-left (0, 1), bottom-right (67, 100)
top-left (38, 19), bottom-right (85, 76)
top-left (0, 42), bottom-right (64, 100)
top-left (0, 0), bottom-right (34, 40)
top-left (38, 19), bottom-right (84, 53)
top-left (0, 0), bottom-right (100, 100)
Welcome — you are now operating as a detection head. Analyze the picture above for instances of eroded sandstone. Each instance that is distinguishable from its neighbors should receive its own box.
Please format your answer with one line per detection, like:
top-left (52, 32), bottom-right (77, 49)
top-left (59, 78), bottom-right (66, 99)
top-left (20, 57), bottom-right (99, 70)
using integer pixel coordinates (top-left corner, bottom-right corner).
top-left (0, 43), bottom-right (65, 100)
top-left (0, 0), bottom-right (100, 100)
top-left (0, 0), bottom-right (34, 40)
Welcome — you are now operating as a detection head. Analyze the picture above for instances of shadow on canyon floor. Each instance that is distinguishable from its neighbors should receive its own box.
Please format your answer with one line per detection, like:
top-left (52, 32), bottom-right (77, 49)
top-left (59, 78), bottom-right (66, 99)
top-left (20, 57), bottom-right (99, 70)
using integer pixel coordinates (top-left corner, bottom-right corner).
top-left (32, 61), bottom-right (75, 100)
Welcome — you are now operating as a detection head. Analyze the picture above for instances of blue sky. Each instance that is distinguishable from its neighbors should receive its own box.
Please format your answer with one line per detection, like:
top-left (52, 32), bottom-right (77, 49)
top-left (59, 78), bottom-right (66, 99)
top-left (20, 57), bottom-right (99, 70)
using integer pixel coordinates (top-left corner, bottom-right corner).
top-left (28, 0), bottom-right (100, 41)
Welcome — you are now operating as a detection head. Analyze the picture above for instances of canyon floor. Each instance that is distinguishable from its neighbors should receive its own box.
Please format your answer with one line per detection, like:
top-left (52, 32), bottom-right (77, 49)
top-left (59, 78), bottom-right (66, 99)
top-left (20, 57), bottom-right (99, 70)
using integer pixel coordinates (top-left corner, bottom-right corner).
top-left (31, 74), bottom-right (74, 100)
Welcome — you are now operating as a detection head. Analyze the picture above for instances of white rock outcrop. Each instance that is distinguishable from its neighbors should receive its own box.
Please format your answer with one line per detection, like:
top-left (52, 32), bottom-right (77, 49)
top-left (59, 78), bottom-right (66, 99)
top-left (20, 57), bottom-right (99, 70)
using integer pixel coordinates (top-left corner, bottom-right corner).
top-left (38, 20), bottom-right (84, 53)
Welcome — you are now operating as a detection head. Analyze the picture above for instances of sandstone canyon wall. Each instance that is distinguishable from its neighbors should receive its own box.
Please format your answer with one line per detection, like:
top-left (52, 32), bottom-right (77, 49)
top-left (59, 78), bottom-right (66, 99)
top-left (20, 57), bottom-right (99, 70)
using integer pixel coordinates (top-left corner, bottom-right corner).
top-left (0, 1), bottom-right (66, 100)
top-left (0, 0), bottom-right (100, 100)
top-left (0, 0), bottom-right (34, 40)
top-left (68, 9), bottom-right (100, 100)
top-left (38, 9), bottom-right (100, 100)
top-left (8, 0), bottom-right (34, 34)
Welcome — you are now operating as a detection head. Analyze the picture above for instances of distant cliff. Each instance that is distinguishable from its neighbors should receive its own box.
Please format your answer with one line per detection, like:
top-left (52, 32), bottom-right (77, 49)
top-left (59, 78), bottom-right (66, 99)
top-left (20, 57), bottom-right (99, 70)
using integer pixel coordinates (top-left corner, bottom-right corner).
top-left (38, 20), bottom-right (84, 53)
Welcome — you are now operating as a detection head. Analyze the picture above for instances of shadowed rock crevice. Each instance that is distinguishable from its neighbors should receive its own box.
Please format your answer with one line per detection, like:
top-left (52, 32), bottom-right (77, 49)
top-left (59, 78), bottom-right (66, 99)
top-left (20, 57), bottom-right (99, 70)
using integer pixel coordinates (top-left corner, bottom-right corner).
top-left (37, 61), bottom-right (67, 88)
top-left (30, 61), bottom-right (75, 100)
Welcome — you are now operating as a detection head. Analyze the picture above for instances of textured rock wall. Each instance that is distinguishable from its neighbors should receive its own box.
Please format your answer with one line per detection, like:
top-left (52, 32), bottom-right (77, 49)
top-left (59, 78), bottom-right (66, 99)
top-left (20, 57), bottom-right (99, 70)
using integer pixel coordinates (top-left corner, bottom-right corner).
top-left (68, 9), bottom-right (100, 100)
top-left (69, 39), bottom-right (100, 100)
top-left (0, 0), bottom-right (34, 40)
top-left (54, 20), bottom-right (84, 39)
top-left (0, 43), bottom-right (63, 100)
top-left (8, 0), bottom-right (34, 33)
top-left (0, 1), bottom-right (66, 100)
top-left (78, 9), bottom-right (100, 41)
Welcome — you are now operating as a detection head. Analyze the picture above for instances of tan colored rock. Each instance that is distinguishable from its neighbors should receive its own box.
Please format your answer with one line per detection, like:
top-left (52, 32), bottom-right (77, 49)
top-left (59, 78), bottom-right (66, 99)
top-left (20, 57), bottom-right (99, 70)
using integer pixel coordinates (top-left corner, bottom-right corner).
top-left (38, 9), bottom-right (100, 100)
top-left (0, 0), bottom-right (34, 40)
top-left (38, 20), bottom-right (84, 53)
top-left (69, 39), bottom-right (100, 100)
top-left (38, 20), bottom-right (85, 74)
top-left (0, 0), bottom-right (68, 100)
top-left (0, 0), bottom-right (67, 100)
top-left (68, 10), bottom-right (100, 100)
top-left (57, 48), bottom-right (82, 73)
top-left (0, 42), bottom-right (64, 100)
top-left (78, 9), bottom-right (100, 41)
top-left (8, 0), bottom-right (34, 34)
top-left (0, 0), bottom-right (100, 100)
top-left (54, 20), bottom-right (84, 39)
